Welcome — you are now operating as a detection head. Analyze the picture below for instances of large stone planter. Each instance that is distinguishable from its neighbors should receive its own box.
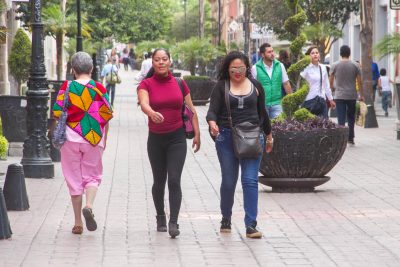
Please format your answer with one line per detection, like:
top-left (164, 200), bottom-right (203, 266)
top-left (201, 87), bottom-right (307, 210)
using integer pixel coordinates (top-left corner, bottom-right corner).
top-left (0, 96), bottom-right (27, 142)
top-left (259, 127), bottom-right (348, 192)
top-left (183, 77), bottom-right (216, 105)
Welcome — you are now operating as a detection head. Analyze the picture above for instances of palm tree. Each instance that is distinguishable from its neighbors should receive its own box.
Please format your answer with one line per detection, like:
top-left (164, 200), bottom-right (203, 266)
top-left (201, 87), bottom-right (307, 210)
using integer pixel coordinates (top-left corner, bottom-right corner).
top-left (42, 4), bottom-right (91, 80)
top-left (374, 33), bottom-right (400, 59)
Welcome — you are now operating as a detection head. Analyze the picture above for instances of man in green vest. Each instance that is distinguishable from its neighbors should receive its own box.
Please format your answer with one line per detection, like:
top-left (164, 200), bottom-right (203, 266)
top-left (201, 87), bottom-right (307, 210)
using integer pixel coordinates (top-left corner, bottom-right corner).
top-left (251, 43), bottom-right (292, 119)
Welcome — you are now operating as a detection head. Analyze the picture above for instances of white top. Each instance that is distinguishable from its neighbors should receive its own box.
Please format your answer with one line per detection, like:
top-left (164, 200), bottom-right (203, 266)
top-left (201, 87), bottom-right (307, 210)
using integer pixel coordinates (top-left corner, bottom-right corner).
top-left (251, 61), bottom-right (289, 83)
top-left (380, 76), bottom-right (391, 92)
top-left (300, 63), bottom-right (333, 101)
top-left (136, 58), bottom-right (153, 81)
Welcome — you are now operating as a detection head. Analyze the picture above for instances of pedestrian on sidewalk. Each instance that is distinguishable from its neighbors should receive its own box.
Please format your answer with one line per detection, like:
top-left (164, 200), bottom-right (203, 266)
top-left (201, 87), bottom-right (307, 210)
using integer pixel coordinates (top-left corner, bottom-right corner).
top-left (136, 52), bottom-right (153, 82)
top-left (329, 45), bottom-right (364, 145)
top-left (137, 48), bottom-right (201, 238)
top-left (101, 58), bottom-right (119, 106)
top-left (207, 51), bottom-right (273, 238)
top-left (52, 52), bottom-right (113, 235)
top-left (128, 48), bottom-right (136, 71)
top-left (300, 46), bottom-right (336, 118)
top-left (378, 68), bottom-right (394, 117)
top-left (121, 48), bottom-right (130, 71)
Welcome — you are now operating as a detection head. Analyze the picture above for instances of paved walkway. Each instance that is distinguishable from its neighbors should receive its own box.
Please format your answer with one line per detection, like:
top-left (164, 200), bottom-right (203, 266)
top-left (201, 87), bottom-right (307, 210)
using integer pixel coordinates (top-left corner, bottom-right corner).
top-left (1, 69), bottom-right (400, 266)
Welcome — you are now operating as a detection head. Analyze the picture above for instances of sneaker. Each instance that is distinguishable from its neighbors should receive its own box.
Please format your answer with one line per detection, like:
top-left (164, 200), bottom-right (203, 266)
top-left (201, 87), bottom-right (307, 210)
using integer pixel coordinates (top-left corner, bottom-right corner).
top-left (220, 217), bottom-right (231, 233)
top-left (246, 222), bottom-right (262, 238)
top-left (347, 140), bottom-right (355, 145)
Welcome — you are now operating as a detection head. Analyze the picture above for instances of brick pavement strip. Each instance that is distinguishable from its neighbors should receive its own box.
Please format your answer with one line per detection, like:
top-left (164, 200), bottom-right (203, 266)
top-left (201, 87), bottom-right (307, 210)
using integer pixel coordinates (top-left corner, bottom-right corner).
top-left (0, 69), bottom-right (400, 266)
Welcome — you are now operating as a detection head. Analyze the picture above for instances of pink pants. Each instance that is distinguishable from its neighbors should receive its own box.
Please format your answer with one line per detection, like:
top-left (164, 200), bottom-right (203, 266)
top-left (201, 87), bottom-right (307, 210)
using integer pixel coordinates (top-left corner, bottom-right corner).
top-left (61, 141), bottom-right (104, 196)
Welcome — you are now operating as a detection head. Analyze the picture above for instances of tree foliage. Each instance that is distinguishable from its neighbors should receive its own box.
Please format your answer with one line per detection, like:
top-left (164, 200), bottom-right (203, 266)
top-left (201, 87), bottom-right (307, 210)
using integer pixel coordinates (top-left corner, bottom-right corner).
top-left (8, 28), bottom-right (31, 93)
top-left (252, 0), bottom-right (359, 61)
top-left (374, 33), bottom-right (400, 59)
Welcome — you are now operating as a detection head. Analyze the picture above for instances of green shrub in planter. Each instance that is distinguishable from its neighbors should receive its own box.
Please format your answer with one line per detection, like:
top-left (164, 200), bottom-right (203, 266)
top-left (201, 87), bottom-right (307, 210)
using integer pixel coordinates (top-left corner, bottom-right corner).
top-left (0, 135), bottom-right (8, 160)
top-left (183, 75), bottom-right (215, 105)
top-left (0, 117), bottom-right (3, 136)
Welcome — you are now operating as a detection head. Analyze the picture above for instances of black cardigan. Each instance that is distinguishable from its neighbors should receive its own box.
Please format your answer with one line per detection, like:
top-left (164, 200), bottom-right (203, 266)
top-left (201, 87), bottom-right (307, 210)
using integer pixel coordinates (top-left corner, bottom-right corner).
top-left (206, 78), bottom-right (272, 135)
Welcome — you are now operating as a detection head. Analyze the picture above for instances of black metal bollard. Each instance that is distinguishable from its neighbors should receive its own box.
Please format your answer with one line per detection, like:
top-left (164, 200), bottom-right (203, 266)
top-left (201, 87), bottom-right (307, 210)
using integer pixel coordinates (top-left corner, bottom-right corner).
top-left (3, 164), bottom-right (30, 211)
top-left (0, 188), bottom-right (12, 239)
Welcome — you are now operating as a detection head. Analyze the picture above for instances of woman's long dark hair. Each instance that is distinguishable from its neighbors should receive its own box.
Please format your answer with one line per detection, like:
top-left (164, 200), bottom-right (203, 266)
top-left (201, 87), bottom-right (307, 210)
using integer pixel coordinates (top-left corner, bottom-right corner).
top-left (218, 51), bottom-right (251, 80)
top-left (145, 48), bottom-right (171, 79)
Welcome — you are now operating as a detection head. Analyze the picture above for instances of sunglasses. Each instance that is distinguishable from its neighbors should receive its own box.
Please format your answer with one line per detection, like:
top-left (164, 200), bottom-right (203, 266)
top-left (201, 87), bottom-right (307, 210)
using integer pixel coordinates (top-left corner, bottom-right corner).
top-left (229, 66), bottom-right (247, 74)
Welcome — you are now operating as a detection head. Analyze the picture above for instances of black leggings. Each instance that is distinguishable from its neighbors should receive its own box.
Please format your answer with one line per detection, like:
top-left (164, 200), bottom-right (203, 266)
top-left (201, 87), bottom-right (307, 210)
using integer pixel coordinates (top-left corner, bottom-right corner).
top-left (147, 128), bottom-right (187, 223)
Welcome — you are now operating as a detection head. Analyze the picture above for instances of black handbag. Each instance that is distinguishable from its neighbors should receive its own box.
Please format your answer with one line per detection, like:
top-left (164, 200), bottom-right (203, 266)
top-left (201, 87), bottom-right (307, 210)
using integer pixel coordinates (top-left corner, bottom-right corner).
top-left (302, 65), bottom-right (326, 116)
top-left (224, 81), bottom-right (263, 159)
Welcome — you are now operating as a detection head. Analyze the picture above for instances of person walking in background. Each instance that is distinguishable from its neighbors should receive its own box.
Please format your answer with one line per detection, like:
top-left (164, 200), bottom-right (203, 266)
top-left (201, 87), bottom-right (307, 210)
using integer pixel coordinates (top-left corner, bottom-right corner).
top-left (137, 48), bottom-right (201, 238)
top-left (300, 46), bottom-right (336, 118)
top-left (136, 52), bottom-right (153, 82)
top-left (372, 61), bottom-right (380, 102)
top-left (128, 48), bottom-right (136, 71)
top-left (330, 45), bottom-right (364, 145)
top-left (207, 51), bottom-right (273, 238)
top-left (52, 52), bottom-right (113, 235)
top-left (121, 48), bottom-right (130, 71)
top-left (109, 48), bottom-right (120, 68)
top-left (101, 58), bottom-right (119, 106)
top-left (378, 68), bottom-right (394, 117)
top-left (251, 43), bottom-right (292, 119)
top-left (278, 49), bottom-right (291, 97)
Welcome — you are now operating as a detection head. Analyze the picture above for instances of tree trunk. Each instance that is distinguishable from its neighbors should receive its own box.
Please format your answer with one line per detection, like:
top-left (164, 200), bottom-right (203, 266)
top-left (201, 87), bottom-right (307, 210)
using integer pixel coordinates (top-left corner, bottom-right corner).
top-left (243, 2), bottom-right (251, 58)
top-left (0, 8), bottom-right (10, 95)
top-left (360, 0), bottom-right (378, 128)
top-left (199, 0), bottom-right (204, 38)
top-left (56, 32), bottom-right (63, 80)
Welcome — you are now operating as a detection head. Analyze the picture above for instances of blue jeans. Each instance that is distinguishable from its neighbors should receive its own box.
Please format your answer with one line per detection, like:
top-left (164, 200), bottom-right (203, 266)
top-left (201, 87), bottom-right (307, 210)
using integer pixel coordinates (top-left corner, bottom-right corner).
top-left (266, 104), bottom-right (282, 119)
top-left (381, 91), bottom-right (392, 113)
top-left (336, 99), bottom-right (356, 141)
top-left (106, 84), bottom-right (116, 106)
top-left (215, 128), bottom-right (265, 227)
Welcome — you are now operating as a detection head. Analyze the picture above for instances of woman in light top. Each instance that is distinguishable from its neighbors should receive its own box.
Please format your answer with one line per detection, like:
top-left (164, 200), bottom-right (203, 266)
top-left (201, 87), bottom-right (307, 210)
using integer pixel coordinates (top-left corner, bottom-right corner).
top-left (300, 46), bottom-right (336, 118)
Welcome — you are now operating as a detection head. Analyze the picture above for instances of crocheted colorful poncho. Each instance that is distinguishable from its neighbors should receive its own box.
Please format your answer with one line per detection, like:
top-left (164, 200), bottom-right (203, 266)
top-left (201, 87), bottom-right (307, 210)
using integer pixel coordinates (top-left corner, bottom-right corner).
top-left (53, 80), bottom-right (113, 146)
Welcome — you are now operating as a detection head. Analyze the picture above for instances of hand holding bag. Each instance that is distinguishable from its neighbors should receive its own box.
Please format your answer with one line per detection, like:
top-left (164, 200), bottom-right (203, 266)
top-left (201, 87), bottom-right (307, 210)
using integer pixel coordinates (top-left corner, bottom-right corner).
top-left (224, 81), bottom-right (263, 159)
top-left (176, 78), bottom-right (195, 139)
top-left (52, 81), bottom-right (71, 149)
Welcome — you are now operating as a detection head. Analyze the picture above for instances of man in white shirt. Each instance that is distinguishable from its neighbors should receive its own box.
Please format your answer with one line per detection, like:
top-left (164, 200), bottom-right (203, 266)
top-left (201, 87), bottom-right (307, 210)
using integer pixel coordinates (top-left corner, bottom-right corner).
top-left (136, 52), bottom-right (153, 82)
top-left (251, 43), bottom-right (292, 119)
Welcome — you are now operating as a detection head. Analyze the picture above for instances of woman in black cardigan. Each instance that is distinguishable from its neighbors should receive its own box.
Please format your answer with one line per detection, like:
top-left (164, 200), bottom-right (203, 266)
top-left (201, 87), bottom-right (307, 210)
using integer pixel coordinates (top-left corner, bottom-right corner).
top-left (206, 51), bottom-right (273, 238)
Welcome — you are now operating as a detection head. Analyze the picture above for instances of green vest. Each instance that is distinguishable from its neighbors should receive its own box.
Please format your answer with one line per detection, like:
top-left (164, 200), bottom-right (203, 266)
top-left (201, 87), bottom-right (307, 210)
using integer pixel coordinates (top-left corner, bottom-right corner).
top-left (255, 59), bottom-right (283, 106)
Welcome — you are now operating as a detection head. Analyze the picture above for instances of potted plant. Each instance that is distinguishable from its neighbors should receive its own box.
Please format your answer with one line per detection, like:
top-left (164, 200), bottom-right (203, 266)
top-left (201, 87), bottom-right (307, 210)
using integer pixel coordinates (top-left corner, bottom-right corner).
top-left (182, 75), bottom-right (215, 105)
top-left (0, 123), bottom-right (8, 160)
top-left (258, 0), bottom-right (348, 192)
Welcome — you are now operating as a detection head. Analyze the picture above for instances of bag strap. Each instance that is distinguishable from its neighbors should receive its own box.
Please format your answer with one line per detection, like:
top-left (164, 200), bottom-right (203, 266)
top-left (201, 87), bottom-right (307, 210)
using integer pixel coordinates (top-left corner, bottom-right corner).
top-left (224, 80), bottom-right (233, 128)
top-left (318, 64), bottom-right (323, 95)
top-left (62, 81), bottom-right (71, 112)
top-left (175, 77), bottom-right (186, 115)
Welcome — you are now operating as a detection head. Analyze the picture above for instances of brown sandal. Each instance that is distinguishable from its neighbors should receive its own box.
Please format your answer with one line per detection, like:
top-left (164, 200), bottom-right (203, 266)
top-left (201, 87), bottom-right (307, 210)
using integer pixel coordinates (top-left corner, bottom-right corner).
top-left (72, 225), bottom-right (83, 235)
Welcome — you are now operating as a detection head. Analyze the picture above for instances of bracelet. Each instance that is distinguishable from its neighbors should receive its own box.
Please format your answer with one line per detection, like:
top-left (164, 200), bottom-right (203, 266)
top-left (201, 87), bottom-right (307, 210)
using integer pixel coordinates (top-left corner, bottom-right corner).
top-left (266, 138), bottom-right (274, 144)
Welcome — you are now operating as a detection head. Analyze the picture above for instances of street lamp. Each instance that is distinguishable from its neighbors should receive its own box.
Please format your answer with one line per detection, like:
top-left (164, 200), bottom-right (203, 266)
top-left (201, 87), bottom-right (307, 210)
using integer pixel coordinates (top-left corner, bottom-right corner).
top-left (21, 0), bottom-right (54, 178)
top-left (76, 0), bottom-right (83, 52)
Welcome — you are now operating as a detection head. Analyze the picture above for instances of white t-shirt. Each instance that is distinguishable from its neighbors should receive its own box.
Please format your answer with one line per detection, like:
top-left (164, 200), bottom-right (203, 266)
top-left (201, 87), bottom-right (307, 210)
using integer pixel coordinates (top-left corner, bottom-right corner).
top-left (136, 58), bottom-right (153, 81)
top-left (380, 76), bottom-right (391, 92)
top-left (300, 63), bottom-right (333, 101)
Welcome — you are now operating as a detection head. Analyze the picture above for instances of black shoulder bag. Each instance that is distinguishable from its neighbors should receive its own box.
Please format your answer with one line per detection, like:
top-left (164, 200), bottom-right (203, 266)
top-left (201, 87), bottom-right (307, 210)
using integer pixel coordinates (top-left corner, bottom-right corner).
top-left (224, 81), bottom-right (263, 159)
top-left (302, 65), bottom-right (325, 116)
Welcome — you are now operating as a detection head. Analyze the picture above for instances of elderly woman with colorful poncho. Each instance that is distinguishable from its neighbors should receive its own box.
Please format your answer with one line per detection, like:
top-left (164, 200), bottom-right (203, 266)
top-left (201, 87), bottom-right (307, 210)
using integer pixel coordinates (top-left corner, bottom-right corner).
top-left (53, 52), bottom-right (113, 235)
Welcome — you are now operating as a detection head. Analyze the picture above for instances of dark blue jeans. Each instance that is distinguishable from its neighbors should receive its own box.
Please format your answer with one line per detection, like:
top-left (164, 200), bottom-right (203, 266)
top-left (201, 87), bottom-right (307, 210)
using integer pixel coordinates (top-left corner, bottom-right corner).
top-left (215, 128), bottom-right (264, 227)
top-left (106, 84), bottom-right (116, 106)
top-left (336, 99), bottom-right (356, 141)
top-left (381, 91), bottom-right (392, 113)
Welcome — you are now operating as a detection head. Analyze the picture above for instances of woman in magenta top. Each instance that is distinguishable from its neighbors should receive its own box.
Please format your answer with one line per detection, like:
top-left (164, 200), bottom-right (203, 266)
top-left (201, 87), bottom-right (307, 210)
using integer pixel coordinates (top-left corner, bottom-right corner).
top-left (137, 48), bottom-right (200, 238)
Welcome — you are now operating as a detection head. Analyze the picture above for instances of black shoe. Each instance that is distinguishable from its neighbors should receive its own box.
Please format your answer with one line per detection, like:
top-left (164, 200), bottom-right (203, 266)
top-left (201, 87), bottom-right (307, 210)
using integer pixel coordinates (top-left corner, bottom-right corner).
top-left (220, 217), bottom-right (231, 233)
top-left (348, 140), bottom-right (355, 145)
top-left (156, 215), bottom-right (167, 232)
top-left (385, 112), bottom-right (389, 117)
top-left (168, 222), bottom-right (180, 238)
top-left (246, 222), bottom-right (262, 238)
top-left (82, 207), bottom-right (97, 231)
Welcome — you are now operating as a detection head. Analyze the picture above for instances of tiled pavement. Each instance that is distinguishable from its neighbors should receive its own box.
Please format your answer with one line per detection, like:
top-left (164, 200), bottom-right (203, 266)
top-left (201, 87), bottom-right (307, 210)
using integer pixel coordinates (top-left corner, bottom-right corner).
top-left (0, 69), bottom-right (400, 266)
